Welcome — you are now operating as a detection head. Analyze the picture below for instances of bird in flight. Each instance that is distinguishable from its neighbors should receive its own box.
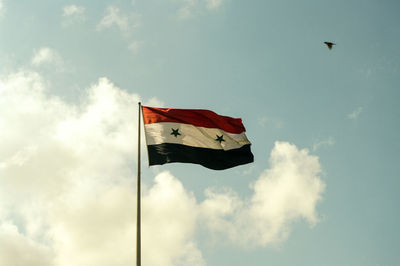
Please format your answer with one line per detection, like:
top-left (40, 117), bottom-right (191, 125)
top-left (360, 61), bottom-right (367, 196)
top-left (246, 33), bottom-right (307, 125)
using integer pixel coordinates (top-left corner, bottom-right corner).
top-left (324, 42), bottom-right (336, 50)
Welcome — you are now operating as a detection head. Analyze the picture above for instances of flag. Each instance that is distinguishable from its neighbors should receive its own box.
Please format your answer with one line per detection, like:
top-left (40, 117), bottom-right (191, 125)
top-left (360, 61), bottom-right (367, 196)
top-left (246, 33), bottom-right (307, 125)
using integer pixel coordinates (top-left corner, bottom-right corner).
top-left (142, 106), bottom-right (254, 170)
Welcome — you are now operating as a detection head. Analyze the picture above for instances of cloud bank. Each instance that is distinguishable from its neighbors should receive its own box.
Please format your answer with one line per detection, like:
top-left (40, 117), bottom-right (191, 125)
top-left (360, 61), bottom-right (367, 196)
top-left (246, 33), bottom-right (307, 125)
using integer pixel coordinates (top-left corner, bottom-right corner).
top-left (0, 71), bottom-right (325, 265)
top-left (0, 71), bottom-right (204, 266)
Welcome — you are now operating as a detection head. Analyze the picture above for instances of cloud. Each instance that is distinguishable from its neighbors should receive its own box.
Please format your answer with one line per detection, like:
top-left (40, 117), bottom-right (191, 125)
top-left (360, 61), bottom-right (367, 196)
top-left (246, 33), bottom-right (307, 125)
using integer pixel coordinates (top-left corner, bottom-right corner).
top-left (0, 222), bottom-right (53, 266)
top-left (174, 0), bottom-right (225, 20)
top-left (143, 172), bottom-right (205, 266)
top-left (0, 71), bottom-right (325, 265)
top-left (97, 6), bottom-right (140, 35)
top-left (128, 40), bottom-right (144, 55)
top-left (0, 71), bottom-right (203, 266)
top-left (201, 141), bottom-right (325, 247)
top-left (146, 97), bottom-right (165, 107)
top-left (62, 5), bottom-right (85, 27)
top-left (63, 5), bottom-right (85, 17)
top-left (313, 137), bottom-right (335, 151)
top-left (348, 106), bottom-right (363, 120)
top-left (258, 115), bottom-right (283, 129)
top-left (0, 0), bottom-right (4, 17)
top-left (31, 47), bottom-right (64, 70)
top-left (176, 0), bottom-right (197, 20)
top-left (205, 0), bottom-right (223, 10)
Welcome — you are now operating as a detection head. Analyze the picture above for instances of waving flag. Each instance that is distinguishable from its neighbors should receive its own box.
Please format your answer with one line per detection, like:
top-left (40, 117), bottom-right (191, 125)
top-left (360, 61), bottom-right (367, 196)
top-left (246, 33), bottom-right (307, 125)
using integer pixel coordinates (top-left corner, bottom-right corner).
top-left (142, 106), bottom-right (254, 170)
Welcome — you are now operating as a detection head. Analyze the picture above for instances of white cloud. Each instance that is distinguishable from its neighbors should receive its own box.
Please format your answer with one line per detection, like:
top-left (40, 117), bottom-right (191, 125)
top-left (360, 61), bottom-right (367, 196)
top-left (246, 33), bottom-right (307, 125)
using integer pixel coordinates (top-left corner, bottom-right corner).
top-left (31, 47), bottom-right (64, 70)
top-left (258, 115), bottom-right (283, 129)
top-left (174, 0), bottom-right (225, 20)
top-left (205, 0), bottom-right (223, 10)
top-left (62, 5), bottom-right (85, 27)
top-left (0, 222), bottom-right (53, 266)
top-left (348, 106), bottom-right (363, 120)
top-left (128, 40), bottom-right (143, 55)
top-left (201, 141), bottom-right (325, 247)
top-left (242, 164), bottom-right (255, 175)
top-left (313, 136), bottom-right (335, 151)
top-left (0, 71), bottom-right (325, 265)
top-left (63, 4), bottom-right (85, 17)
top-left (176, 0), bottom-right (197, 20)
top-left (0, 71), bottom-right (202, 266)
top-left (97, 6), bottom-right (140, 35)
top-left (143, 172), bottom-right (205, 266)
top-left (0, 0), bottom-right (4, 17)
top-left (145, 97), bottom-right (165, 107)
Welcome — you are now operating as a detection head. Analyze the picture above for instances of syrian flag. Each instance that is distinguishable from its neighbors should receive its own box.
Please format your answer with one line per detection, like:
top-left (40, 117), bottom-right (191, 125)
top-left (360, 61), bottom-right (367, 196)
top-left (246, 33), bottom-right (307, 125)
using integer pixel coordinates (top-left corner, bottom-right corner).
top-left (142, 106), bottom-right (254, 170)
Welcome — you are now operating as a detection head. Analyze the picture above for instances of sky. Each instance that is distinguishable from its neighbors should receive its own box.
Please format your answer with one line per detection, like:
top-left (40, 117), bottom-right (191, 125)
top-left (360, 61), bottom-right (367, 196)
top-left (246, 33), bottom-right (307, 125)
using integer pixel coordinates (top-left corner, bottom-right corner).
top-left (0, 0), bottom-right (399, 265)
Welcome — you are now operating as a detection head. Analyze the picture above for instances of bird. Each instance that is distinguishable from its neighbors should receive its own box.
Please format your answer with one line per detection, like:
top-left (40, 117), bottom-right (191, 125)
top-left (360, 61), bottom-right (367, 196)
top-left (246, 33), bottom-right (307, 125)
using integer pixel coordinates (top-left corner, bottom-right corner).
top-left (324, 41), bottom-right (335, 50)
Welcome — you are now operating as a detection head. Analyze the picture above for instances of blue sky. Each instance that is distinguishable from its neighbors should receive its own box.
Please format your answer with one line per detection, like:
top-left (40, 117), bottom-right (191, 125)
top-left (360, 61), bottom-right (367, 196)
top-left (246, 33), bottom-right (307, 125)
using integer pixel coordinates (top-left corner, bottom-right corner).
top-left (0, 1), bottom-right (399, 265)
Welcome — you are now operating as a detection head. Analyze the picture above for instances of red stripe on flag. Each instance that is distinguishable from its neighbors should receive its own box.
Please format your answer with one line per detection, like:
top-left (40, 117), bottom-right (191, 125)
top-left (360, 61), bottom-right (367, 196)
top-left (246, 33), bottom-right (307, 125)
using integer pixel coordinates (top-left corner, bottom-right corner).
top-left (142, 106), bottom-right (246, 134)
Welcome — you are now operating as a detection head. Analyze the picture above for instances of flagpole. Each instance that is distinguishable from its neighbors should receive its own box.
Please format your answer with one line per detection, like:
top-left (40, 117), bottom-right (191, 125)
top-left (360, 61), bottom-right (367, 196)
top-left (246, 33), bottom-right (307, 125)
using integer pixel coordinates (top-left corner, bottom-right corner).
top-left (137, 102), bottom-right (141, 266)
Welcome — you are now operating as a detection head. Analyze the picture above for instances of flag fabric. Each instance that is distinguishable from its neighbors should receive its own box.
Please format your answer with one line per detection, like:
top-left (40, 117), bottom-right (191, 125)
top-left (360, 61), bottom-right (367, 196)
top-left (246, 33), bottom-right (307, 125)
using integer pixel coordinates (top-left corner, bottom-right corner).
top-left (142, 106), bottom-right (254, 170)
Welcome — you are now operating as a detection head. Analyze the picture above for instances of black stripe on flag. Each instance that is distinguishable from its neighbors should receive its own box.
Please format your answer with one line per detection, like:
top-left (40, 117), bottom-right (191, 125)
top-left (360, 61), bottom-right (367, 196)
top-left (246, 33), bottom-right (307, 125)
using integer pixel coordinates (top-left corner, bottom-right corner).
top-left (147, 143), bottom-right (254, 170)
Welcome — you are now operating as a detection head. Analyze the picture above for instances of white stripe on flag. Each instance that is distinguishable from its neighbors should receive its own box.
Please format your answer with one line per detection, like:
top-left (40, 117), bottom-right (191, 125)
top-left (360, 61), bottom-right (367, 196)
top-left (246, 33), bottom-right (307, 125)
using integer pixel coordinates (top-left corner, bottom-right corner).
top-left (144, 122), bottom-right (251, 150)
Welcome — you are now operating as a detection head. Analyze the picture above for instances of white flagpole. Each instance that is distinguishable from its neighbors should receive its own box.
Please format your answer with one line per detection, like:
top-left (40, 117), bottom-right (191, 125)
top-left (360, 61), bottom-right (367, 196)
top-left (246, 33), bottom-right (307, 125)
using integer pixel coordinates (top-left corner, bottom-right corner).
top-left (137, 102), bottom-right (141, 266)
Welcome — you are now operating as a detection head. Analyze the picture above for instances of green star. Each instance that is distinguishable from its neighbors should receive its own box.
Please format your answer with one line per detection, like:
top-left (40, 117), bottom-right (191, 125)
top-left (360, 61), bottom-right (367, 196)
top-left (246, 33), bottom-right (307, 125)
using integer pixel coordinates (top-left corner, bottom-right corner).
top-left (215, 134), bottom-right (225, 143)
top-left (171, 128), bottom-right (181, 137)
